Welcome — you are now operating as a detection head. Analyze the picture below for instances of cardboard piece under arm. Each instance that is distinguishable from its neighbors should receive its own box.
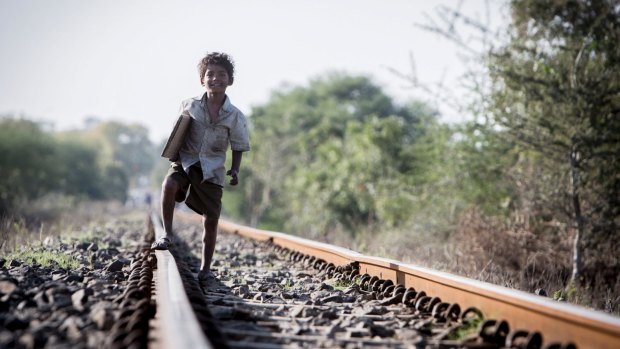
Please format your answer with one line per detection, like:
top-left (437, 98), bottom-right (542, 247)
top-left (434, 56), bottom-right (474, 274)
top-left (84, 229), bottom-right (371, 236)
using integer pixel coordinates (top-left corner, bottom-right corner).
top-left (161, 114), bottom-right (191, 161)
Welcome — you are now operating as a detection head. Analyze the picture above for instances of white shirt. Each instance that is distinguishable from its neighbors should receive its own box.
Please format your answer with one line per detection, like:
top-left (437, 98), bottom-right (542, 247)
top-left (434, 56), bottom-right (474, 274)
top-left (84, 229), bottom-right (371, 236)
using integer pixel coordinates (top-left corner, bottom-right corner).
top-left (178, 94), bottom-right (250, 186)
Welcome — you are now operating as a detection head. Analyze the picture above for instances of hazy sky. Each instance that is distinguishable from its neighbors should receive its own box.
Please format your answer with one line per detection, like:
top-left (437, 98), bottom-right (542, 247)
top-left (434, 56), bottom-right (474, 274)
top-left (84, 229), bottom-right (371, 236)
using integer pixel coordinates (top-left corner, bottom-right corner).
top-left (0, 0), bottom-right (506, 141)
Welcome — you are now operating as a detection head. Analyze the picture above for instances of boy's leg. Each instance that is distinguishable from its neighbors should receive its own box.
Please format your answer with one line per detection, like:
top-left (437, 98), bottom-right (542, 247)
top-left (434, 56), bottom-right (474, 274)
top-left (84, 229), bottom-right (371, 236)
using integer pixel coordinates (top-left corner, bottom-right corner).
top-left (160, 175), bottom-right (186, 240)
top-left (200, 214), bottom-right (218, 273)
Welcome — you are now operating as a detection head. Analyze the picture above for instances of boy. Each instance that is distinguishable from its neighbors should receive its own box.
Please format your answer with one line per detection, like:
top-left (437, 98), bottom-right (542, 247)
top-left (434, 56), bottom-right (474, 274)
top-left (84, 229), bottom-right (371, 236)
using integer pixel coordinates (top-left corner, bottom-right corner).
top-left (152, 52), bottom-right (250, 283)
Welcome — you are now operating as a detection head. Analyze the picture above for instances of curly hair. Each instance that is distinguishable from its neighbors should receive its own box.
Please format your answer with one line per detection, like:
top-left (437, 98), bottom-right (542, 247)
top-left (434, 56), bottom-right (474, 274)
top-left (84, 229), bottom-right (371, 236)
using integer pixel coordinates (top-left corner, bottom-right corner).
top-left (198, 52), bottom-right (235, 85)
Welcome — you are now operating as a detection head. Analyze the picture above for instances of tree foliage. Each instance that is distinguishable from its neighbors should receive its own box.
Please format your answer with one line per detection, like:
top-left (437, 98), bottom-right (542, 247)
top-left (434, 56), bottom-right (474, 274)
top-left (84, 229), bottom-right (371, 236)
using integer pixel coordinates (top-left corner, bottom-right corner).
top-left (0, 117), bottom-right (152, 214)
top-left (234, 73), bottom-right (508, 240)
top-left (489, 0), bottom-right (620, 281)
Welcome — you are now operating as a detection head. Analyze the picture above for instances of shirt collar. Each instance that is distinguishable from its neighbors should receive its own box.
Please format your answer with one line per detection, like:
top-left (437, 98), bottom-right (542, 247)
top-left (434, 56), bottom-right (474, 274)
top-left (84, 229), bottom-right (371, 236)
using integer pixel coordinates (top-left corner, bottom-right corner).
top-left (201, 93), bottom-right (232, 113)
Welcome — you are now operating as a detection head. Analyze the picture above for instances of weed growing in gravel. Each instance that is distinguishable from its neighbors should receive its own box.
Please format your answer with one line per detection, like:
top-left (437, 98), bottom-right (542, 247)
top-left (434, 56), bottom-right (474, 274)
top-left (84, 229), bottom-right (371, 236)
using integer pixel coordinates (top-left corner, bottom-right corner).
top-left (327, 278), bottom-right (356, 291)
top-left (446, 317), bottom-right (483, 341)
top-left (4, 248), bottom-right (80, 269)
top-left (282, 279), bottom-right (295, 290)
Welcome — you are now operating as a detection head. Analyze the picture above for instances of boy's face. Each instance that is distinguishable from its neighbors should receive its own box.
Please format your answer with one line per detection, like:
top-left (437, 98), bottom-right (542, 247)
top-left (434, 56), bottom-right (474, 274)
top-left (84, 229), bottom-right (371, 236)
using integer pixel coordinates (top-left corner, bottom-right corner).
top-left (202, 64), bottom-right (231, 94)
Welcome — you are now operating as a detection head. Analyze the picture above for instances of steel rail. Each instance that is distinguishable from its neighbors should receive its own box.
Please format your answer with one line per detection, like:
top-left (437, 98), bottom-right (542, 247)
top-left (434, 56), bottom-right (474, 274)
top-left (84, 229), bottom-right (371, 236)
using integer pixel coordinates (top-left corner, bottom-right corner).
top-left (218, 219), bottom-right (620, 349)
top-left (150, 212), bottom-right (213, 349)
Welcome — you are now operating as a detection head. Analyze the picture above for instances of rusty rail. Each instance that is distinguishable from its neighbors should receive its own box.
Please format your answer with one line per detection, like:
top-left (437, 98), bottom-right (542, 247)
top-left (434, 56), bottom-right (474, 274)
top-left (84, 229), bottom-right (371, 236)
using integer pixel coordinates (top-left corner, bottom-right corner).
top-left (218, 219), bottom-right (620, 349)
top-left (150, 211), bottom-right (213, 349)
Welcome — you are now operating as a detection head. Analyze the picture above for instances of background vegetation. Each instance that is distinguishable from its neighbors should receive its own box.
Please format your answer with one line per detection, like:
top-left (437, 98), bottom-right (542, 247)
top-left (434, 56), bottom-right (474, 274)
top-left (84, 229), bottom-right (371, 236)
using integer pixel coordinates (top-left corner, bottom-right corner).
top-left (0, 117), bottom-right (156, 218)
top-left (225, 0), bottom-right (620, 312)
top-left (1, 0), bottom-right (617, 313)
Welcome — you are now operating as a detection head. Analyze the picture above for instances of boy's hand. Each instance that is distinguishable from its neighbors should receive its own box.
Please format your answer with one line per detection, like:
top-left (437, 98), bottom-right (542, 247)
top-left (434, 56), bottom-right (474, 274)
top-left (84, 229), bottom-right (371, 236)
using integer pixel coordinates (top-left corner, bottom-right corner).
top-left (226, 169), bottom-right (239, 186)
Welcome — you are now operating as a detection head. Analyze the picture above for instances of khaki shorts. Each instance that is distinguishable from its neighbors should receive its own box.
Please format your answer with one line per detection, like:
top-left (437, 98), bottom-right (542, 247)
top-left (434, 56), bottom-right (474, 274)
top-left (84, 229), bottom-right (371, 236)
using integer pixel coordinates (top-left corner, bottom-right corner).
top-left (166, 162), bottom-right (222, 219)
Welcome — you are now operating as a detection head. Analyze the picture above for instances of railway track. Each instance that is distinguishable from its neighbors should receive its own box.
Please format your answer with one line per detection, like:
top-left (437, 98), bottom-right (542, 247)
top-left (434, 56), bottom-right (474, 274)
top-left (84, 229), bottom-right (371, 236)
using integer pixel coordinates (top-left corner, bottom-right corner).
top-left (148, 213), bottom-right (620, 349)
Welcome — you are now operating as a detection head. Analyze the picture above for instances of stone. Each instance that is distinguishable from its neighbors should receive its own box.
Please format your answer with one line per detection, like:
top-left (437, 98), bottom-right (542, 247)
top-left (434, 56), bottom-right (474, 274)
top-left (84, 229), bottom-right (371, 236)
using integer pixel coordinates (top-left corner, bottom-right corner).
top-left (105, 260), bottom-right (124, 273)
top-left (4, 315), bottom-right (29, 331)
top-left (8, 260), bottom-right (21, 268)
top-left (18, 333), bottom-right (35, 349)
top-left (43, 236), bottom-right (56, 246)
top-left (0, 330), bottom-right (15, 348)
top-left (535, 288), bottom-right (547, 297)
top-left (71, 288), bottom-right (93, 310)
top-left (0, 279), bottom-right (17, 295)
top-left (60, 316), bottom-right (82, 340)
top-left (370, 324), bottom-right (395, 337)
top-left (89, 302), bottom-right (114, 330)
top-left (320, 295), bottom-right (343, 303)
top-left (33, 290), bottom-right (50, 308)
top-left (75, 242), bottom-right (90, 250)
top-left (51, 271), bottom-right (65, 281)
top-left (62, 274), bottom-right (83, 283)
top-left (87, 242), bottom-right (98, 252)
top-left (16, 299), bottom-right (36, 310)
top-left (51, 294), bottom-right (73, 310)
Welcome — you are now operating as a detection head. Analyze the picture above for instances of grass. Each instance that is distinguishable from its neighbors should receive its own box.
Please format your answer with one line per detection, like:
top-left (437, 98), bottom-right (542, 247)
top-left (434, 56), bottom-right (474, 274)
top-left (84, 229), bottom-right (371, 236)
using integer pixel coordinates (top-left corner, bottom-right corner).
top-left (282, 279), bottom-right (295, 290)
top-left (325, 278), bottom-right (356, 291)
top-left (4, 248), bottom-right (80, 269)
top-left (446, 317), bottom-right (483, 341)
top-left (1, 196), bottom-right (130, 256)
top-left (319, 208), bottom-right (619, 316)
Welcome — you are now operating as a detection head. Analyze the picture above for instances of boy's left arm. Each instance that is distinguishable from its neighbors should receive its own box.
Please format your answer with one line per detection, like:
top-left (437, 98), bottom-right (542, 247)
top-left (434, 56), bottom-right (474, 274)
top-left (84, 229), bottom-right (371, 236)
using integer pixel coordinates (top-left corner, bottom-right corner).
top-left (227, 150), bottom-right (243, 185)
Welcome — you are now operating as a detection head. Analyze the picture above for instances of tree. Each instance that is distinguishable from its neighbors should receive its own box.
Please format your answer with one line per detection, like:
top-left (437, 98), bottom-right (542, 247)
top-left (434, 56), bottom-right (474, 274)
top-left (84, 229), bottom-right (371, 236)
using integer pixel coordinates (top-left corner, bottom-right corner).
top-left (64, 121), bottom-right (156, 186)
top-left (489, 0), bottom-right (620, 282)
top-left (239, 73), bottom-right (439, 239)
top-left (0, 118), bottom-right (58, 213)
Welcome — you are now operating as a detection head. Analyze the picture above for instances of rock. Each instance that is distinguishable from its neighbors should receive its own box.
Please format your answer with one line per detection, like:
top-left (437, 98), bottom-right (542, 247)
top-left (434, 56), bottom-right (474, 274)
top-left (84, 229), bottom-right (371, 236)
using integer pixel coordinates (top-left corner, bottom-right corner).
top-left (319, 283), bottom-right (334, 291)
top-left (75, 242), bottom-right (90, 250)
top-left (0, 330), bottom-right (15, 348)
top-left (62, 274), bottom-right (83, 283)
top-left (87, 331), bottom-right (106, 348)
top-left (310, 290), bottom-right (332, 300)
top-left (16, 299), bottom-right (36, 310)
top-left (18, 333), bottom-right (35, 349)
top-left (51, 294), bottom-right (73, 310)
top-left (244, 275), bottom-right (257, 284)
top-left (320, 295), bottom-right (343, 303)
top-left (43, 236), bottom-right (56, 246)
top-left (33, 290), bottom-right (50, 308)
top-left (60, 316), bottom-right (82, 340)
top-left (233, 284), bottom-right (250, 297)
top-left (8, 260), bottom-right (21, 268)
top-left (4, 315), bottom-right (29, 331)
top-left (87, 242), bottom-right (98, 252)
top-left (0, 300), bottom-right (8, 312)
top-left (370, 324), bottom-right (395, 337)
top-left (71, 288), bottom-right (93, 310)
top-left (89, 302), bottom-right (114, 330)
top-left (357, 304), bottom-right (389, 316)
top-left (535, 288), bottom-right (547, 297)
top-left (0, 279), bottom-right (18, 295)
top-left (51, 271), bottom-right (66, 281)
top-left (105, 260), bottom-right (124, 273)
top-left (319, 309), bottom-right (339, 320)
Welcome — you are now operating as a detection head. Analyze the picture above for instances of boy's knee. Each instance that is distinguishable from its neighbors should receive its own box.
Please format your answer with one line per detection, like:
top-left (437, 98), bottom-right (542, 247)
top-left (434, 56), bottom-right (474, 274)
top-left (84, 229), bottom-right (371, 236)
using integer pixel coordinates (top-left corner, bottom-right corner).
top-left (162, 177), bottom-right (180, 193)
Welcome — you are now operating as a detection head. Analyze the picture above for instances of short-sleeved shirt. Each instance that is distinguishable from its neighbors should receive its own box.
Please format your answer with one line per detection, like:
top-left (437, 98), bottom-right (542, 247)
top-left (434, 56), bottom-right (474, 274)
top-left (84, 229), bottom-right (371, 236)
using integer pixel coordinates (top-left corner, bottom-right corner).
top-left (178, 93), bottom-right (250, 186)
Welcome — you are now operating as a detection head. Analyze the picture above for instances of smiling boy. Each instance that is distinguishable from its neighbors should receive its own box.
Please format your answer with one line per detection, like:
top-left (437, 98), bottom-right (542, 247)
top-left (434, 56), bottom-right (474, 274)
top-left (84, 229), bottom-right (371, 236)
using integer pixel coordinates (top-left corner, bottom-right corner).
top-left (152, 52), bottom-right (250, 282)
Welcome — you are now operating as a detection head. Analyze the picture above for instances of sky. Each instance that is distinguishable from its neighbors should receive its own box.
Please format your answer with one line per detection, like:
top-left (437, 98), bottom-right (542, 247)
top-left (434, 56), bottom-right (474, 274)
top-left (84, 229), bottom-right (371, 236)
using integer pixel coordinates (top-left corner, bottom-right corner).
top-left (0, 0), bottom-right (507, 142)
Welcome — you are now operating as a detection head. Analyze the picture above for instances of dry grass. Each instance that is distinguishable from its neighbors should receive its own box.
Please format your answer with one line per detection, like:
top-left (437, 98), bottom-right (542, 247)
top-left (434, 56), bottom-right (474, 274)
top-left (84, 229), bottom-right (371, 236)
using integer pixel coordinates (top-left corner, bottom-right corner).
top-left (0, 194), bottom-right (138, 257)
top-left (359, 208), bottom-right (619, 315)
